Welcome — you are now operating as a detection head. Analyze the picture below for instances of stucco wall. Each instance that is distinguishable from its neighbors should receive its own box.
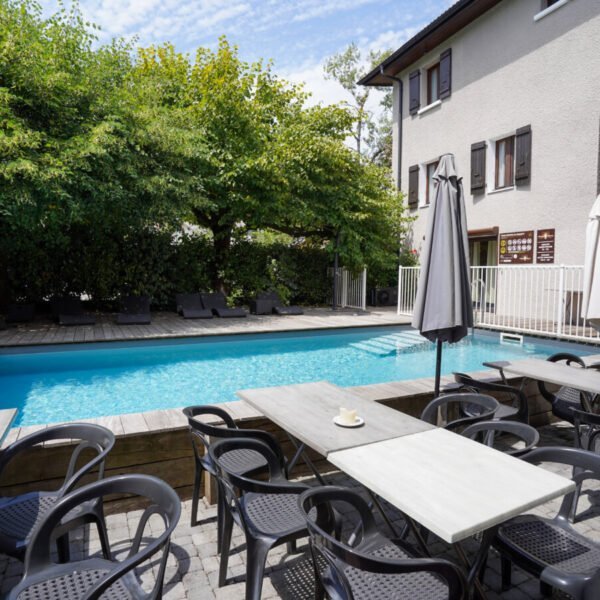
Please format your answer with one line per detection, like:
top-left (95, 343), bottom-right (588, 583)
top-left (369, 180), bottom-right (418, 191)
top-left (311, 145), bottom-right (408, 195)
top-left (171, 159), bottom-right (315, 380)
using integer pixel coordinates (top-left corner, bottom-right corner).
top-left (394, 0), bottom-right (600, 265)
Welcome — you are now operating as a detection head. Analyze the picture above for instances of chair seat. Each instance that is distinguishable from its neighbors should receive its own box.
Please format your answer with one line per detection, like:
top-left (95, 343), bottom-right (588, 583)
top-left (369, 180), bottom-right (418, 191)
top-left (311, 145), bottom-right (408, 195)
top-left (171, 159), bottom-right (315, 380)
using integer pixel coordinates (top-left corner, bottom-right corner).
top-left (213, 307), bottom-right (247, 318)
top-left (496, 515), bottom-right (600, 576)
top-left (343, 541), bottom-right (449, 600)
top-left (494, 403), bottom-right (519, 420)
top-left (244, 492), bottom-right (305, 536)
top-left (273, 305), bottom-right (303, 316)
top-left (0, 493), bottom-right (58, 544)
top-left (181, 308), bottom-right (213, 319)
top-left (11, 559), bottom-right (135, 600)
top-left (218, 448), bottom-right (268, 476)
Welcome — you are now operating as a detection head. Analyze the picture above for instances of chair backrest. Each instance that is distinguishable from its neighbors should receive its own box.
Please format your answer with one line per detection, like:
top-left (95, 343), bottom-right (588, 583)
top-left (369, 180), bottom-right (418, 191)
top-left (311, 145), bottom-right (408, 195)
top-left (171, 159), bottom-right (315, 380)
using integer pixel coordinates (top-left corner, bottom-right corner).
top-left (0, 423), bottom-right (115, 496)
top-left (22, 474), bottom-right (180, 599)
top-left (120, 295), bottom-right (150, 314)
top-left (572, 408), bottom-right (600, 452)
top-left (461, 420), bottom-right (539, 457)
top-left (538, 353), bottom-right (586, 404)
top-left (182, 405), bottom-right (284, 473)
top-left (298, 486), bottom-right (467, 600)
top-left (454, 372), bottom-right (529, 422)
top-left (420, 393), bottom-right (499, 431)
top-left (52, 296), bottom-right (84, 317)
top-left (257, 291), bottom-right (280, 302)
top-left (175, 293), bottom-right (202, 311)
top-left (522, 446), bottom-right (600, 520)
top-left (200, 292), bottom-right (227, 310)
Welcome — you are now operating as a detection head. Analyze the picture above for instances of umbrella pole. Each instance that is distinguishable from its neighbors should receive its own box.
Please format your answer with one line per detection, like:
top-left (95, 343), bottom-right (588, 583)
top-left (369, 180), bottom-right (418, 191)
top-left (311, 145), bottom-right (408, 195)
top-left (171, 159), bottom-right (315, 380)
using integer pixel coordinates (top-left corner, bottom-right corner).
top-left (434, 339), bottom-right (443, 397)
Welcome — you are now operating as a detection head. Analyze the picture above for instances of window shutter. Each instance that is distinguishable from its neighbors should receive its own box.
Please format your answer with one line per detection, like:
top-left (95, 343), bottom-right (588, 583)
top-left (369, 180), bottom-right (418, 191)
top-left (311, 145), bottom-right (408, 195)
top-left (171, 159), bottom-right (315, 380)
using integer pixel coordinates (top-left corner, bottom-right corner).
top-left (408, 165), bottom-right (419, 207)
top-left (439, 48), bottom-right (452, 99)
top-left (409, 71), bottom-right (421, 115)
top-left (470, 142), bottom-right (486, 194)
top-left (515, 125), bottom-right (532, 186)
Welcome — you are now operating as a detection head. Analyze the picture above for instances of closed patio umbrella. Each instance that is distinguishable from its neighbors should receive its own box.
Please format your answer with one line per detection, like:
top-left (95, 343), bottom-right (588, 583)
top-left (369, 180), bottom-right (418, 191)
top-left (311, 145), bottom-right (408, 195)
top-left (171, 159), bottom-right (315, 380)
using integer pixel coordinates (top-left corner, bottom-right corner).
top-left (411, 154), bottom-right (473, 397)
top-left (582, 194), bottom-right (600, 331)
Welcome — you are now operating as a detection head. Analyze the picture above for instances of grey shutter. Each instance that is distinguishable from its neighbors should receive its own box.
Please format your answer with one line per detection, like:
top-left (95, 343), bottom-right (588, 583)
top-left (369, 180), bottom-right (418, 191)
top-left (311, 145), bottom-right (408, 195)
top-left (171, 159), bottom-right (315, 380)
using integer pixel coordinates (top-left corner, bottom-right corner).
top-left (409, 71), bottom-right (420, 115)
top-left (470, 142), bottom-right (486, 194)
top-left (439, 49), bottom-right (452, 99)
top-left (515, 125), bottom-right (532, 186)
top-left (408, 165), bottom-right (419, 207)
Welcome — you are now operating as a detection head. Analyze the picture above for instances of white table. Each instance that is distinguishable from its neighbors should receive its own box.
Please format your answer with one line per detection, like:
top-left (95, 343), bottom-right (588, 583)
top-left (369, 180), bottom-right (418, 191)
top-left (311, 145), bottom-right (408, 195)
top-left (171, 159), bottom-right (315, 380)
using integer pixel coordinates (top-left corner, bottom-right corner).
top-left (0, 409), bottom-right (17, 446)
top-left (329, 427), bottom-right (574, 598)
top-left (486, 358), bottom-right (600, 395)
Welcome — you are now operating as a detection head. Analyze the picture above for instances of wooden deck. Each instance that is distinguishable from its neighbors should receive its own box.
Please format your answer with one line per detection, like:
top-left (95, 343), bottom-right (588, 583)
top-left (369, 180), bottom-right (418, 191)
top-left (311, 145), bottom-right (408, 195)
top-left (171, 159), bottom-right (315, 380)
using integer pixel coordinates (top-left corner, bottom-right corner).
top-left (0, 306), bottom-right (410, 348)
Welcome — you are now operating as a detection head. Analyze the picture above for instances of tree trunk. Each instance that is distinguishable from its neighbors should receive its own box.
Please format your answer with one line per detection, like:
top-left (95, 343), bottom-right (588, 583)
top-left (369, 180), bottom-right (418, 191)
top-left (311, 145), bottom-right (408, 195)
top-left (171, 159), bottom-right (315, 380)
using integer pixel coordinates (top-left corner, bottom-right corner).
top-left (211, 227), bottom-right (232, 293)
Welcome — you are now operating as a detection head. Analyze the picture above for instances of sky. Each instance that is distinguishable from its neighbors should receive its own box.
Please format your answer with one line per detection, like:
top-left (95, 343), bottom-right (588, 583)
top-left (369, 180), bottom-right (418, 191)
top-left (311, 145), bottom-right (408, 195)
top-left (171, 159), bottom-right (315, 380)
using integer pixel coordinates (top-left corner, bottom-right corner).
top-left (38, 0), bottom-right (454, 109)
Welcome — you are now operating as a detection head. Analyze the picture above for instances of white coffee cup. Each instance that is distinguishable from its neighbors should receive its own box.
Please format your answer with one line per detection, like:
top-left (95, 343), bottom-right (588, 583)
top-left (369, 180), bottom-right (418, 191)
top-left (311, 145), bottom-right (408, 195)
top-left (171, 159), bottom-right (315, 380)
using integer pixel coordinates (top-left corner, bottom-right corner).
top-left (339, 407), bottom-right (358, 425)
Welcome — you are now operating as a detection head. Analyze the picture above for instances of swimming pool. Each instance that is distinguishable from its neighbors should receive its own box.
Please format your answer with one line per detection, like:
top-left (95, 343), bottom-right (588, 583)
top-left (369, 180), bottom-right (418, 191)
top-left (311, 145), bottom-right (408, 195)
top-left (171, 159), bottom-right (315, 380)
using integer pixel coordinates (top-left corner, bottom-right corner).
top-left (0, 327), bottom-right (592, 426)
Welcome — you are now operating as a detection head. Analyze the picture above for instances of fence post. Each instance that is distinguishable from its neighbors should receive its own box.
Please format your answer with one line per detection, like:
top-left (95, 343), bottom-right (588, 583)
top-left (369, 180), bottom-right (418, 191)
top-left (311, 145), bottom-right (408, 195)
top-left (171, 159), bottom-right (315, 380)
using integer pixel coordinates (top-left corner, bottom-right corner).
top-left (556, 265), bottom-right (565, 337)
top-left (361, 268), bottom-right (367, 310)
top-left (397, 266), bottom-right (403, 315)
top-left (341, 269), bottom-right (348, 308)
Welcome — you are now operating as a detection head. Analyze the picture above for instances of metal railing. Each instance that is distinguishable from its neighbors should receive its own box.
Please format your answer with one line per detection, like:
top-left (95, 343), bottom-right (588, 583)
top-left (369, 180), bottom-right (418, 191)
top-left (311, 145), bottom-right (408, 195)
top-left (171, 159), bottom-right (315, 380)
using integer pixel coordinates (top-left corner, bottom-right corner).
top-left (332, 267), bottom-right (367, 310)
top-left (398, 264), bottom-right (600, 342)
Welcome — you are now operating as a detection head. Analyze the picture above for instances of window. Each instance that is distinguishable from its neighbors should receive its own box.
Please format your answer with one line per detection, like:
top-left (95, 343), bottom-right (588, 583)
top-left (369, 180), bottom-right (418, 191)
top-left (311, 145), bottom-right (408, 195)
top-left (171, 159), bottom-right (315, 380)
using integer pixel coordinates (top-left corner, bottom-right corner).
top-left (426, 161), bottom-right (439, 205)
top-left (427, 64), bottom-right (440, 105)
top-left (495, 136), bottom-right (514, 189)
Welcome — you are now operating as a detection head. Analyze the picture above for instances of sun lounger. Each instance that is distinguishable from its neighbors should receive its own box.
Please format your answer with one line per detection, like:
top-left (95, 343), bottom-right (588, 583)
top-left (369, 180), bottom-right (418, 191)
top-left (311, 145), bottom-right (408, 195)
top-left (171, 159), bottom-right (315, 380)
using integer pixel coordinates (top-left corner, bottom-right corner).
top-left (200, 292), bottom-right (247, 318)
top-left (116, 295), bottom-right (151, 325)
top-left (5, 303), bottom-right (35, 323)
top-left (52, 296), bottom-right (96, 326)
top-left (250, 291), bottom-right (303, 315)
top-left (175, 293), bottom-right (213, 319)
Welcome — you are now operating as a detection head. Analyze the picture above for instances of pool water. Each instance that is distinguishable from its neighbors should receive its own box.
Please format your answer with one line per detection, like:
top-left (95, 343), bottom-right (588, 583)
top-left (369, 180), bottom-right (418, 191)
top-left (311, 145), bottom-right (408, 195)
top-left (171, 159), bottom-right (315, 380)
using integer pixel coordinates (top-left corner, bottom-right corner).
top-left (0, 327), bottom-right (591, 426)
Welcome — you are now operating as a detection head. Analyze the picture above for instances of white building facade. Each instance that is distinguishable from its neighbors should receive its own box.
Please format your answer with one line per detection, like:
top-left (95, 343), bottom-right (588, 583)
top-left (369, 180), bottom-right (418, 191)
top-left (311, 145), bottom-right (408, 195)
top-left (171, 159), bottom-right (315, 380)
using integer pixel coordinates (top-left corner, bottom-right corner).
top-left (362, 0), bottom-right (600, 268)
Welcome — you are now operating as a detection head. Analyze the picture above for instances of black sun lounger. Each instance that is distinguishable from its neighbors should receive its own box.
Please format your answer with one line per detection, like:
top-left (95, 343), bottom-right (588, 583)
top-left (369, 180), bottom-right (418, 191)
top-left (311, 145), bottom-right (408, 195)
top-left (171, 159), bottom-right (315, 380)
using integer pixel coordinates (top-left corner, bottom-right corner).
top-left (53, 296), bottom-right (96, 326)
top-left (200, 292), bottom-right (247, 318)
top-left (175, 293), bottom-right (213, 319)
top-left (250, 291), bottom-right (303, 316)
top-left (116, 295), bottom-right (151, 325)
top-left (5, 303), bottom-right (35, 323)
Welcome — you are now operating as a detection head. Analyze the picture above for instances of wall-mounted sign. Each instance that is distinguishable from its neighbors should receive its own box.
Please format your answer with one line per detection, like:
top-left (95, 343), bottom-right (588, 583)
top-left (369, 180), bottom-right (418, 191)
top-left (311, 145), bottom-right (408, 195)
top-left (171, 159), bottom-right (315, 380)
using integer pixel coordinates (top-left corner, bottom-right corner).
top-left (499, 230), bottom-right (534, 264)
top-left (536, 228), bottom-right (555, 264)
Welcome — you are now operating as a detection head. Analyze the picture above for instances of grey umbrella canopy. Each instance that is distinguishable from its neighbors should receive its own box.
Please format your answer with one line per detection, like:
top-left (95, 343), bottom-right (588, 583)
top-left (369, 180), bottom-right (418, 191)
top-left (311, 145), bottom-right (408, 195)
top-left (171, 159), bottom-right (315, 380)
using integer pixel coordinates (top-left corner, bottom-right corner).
top-left (411, 154), bottom-right (473, 396)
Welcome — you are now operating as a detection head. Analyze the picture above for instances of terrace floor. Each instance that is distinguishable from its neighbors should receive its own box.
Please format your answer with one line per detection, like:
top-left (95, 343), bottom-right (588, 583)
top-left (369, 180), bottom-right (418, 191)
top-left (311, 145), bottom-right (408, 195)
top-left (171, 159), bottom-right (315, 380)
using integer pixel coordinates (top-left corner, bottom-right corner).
top-left (0, 421), bottom-right (593, 600)
top-left (0, 306), bottom-right (410, 347)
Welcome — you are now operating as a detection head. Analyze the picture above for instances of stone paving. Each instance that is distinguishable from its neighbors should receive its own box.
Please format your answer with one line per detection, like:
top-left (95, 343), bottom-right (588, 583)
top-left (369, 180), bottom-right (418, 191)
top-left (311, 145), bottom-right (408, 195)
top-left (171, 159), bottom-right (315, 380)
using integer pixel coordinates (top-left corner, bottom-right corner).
top-left (0, 420), bottom-right (598, 599)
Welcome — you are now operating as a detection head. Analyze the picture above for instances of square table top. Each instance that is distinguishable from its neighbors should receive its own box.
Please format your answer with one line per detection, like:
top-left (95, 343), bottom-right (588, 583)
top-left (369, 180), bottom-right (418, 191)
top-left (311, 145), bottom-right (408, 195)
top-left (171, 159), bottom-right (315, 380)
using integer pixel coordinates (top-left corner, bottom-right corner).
top-left (328, 427), bottom-right (575, 544)
top-left (489, 358), bottom-right (600, 395)
top-left (0, 409), bottom-right (17, 446)
top-left (237, 381), bottom-right (435, 457)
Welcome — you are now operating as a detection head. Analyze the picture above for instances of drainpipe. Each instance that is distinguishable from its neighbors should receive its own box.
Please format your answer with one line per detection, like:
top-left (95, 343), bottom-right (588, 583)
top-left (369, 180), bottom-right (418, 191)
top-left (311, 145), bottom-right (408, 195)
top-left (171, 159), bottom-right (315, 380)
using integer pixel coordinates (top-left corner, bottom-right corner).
top-left (379, 67), bottom-right (403, 189)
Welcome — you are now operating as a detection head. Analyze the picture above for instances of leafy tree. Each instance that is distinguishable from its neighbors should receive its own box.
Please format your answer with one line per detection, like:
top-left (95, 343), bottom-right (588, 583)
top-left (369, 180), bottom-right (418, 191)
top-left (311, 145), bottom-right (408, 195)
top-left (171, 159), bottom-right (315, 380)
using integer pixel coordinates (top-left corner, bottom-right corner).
top-left (324, 43), bottom-right (393, 165)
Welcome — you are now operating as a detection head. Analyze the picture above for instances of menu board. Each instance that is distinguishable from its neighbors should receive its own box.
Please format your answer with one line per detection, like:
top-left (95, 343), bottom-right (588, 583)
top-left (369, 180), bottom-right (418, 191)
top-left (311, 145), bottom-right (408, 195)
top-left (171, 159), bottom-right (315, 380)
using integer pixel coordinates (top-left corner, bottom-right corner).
top-left (499, 230), bottom-right (534, 264)
top-left (536, 229), bottom-right (555, 264)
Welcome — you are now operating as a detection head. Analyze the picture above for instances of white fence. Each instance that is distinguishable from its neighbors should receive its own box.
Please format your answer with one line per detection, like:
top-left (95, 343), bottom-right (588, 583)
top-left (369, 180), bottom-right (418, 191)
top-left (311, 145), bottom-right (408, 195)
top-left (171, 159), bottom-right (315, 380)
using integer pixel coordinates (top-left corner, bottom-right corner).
top-left (398, 265), bottom-right (600, 342)
top-left (332, 267), bottom-right (367, 310)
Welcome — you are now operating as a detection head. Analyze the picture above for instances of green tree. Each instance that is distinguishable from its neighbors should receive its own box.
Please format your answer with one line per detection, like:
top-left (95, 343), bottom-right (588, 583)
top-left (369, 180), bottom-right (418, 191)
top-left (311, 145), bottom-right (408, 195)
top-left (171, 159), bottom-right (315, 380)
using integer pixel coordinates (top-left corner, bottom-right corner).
top-left (323, 43), bottom-right (393, 165)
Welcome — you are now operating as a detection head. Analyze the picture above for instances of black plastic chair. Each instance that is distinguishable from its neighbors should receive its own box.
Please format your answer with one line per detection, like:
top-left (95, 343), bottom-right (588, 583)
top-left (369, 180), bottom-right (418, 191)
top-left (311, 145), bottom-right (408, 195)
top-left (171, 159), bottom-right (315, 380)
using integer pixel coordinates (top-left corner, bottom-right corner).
top-left (538, 353), bottom-right (591, 423)
top-left (52, 296), bottom-right (96, 326)
top-left (182, 405), bottom-right (286, 531)
top-left (453, 372), bottom-right (529, 423)
top-left (0, 423), bottom-right (115, 562)
top-left (250, 291), bottom-right (303, 316)
top-left (461, 421), bottom-right (539, 457)
top-left (420, 393), bottom-right (499, 432)
top-left (493, 446), bottom-right (600, 599)
top-left (6, 474), bottom-right (181, 600)
top-left (299, 485), bottom-right (467, 600)
top-left (210, 437), bottom-right (309, 600)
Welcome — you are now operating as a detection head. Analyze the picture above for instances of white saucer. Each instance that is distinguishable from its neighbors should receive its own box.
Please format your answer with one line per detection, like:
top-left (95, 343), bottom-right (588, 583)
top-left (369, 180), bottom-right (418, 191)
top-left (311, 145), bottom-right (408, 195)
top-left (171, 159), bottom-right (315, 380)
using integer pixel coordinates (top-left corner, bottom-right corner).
top-left (333, 415), bottom-right (365, 428)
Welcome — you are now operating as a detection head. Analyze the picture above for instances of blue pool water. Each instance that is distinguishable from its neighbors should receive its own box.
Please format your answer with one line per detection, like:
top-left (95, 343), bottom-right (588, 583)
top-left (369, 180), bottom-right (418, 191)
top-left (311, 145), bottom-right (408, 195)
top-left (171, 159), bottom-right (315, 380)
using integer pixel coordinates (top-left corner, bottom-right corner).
top-left (0, 327), bottom-right (592, 426)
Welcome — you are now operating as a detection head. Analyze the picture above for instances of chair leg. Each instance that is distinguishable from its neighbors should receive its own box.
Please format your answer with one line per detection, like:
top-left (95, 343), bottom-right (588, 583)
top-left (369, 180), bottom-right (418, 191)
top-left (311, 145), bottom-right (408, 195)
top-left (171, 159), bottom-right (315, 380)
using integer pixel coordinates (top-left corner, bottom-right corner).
top-left (191, 466), bottom-right (203, 527)
top-left (500, 555), bottom-right (512, 591)
top-left (569, 481), bottom-right (582, 523)
top-left (218, 511), bottom-right (234, 588)
top-left (56, 533), bottom-right (70, 563)
top-left (217, 490), bottom-right (224, 554)
top-left (245, 538), bottom-right (271, 600)
top-left (95, 516), bottom-right (112, 560)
